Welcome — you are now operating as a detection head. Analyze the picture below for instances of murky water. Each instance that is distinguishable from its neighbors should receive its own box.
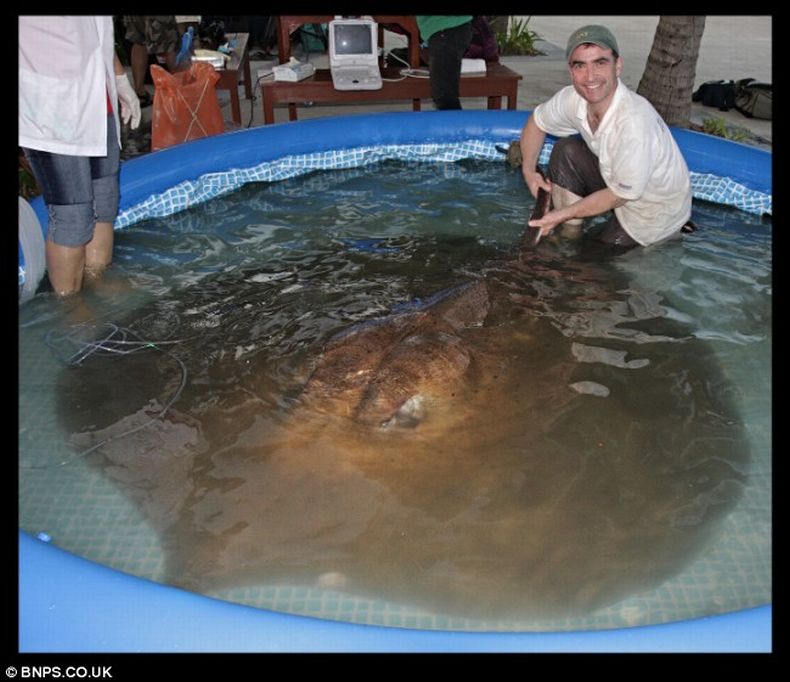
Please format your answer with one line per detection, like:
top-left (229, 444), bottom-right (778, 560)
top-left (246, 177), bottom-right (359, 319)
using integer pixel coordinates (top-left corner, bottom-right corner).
top-left (18, 161), bottom-right (771, 628)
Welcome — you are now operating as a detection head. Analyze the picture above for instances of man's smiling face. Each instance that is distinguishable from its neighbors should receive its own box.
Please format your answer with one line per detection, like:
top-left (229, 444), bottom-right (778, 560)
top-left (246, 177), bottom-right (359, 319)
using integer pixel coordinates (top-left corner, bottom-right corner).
top-left (568, 43), bottom-right (623, 109)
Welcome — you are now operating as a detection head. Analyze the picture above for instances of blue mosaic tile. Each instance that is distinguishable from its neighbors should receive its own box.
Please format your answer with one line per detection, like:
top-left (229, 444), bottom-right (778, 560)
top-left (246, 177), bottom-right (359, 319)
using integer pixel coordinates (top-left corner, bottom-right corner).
top-left (113, 140), bottom-right (771, 234)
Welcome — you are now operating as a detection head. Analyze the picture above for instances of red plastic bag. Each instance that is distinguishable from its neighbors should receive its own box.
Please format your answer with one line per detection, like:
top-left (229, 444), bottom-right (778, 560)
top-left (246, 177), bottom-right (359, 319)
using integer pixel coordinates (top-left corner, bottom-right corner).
top-left (150, 62), bottom-right (225, 150)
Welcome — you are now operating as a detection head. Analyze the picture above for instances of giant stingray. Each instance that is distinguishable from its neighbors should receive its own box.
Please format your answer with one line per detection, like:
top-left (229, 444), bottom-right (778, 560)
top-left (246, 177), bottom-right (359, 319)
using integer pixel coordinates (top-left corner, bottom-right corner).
top-left (53, 171), bottom-right (750, 621)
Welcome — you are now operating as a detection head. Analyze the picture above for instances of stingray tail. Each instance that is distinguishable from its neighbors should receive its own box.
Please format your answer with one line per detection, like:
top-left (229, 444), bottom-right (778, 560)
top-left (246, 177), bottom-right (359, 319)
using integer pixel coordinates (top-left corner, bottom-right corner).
top-left (522, 166), bottom-right (553, 250)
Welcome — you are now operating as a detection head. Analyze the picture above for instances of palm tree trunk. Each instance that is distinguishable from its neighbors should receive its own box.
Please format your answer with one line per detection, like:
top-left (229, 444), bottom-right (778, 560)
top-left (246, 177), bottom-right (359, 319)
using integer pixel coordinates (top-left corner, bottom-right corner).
top-left (636, 16), bottom-right (706, 127)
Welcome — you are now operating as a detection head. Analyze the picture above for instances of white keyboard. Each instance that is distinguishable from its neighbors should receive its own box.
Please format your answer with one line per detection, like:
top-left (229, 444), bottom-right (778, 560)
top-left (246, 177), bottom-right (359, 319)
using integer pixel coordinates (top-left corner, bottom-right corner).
top-left (331, 67), bottom-right (382, 91)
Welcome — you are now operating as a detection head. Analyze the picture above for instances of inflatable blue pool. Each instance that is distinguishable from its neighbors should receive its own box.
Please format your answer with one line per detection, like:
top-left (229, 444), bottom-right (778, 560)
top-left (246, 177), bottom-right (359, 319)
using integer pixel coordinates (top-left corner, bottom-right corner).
top-left (18, 110), bottom-right (772, 652)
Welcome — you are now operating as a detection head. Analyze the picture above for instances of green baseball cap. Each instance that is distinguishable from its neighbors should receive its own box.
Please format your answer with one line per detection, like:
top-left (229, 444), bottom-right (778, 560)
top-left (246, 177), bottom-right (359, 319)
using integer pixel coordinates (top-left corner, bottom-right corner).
top-left (566, 25), bottom-right (619, 60)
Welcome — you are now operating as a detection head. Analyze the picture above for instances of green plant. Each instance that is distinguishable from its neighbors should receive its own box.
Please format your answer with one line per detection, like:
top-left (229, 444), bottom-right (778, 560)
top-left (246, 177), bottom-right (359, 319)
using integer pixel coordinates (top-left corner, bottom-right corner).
top-left (496, 16), bottom-right (544, 57)
top-left (700, 116), bottom-right (749, 142)
top-left (18, 151), bottom-right (40, 199)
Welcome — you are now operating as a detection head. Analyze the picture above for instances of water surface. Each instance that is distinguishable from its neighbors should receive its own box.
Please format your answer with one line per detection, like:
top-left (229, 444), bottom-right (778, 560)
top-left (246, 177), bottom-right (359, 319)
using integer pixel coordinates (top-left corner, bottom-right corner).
top-left (19, 161), bottom-right (771, 629)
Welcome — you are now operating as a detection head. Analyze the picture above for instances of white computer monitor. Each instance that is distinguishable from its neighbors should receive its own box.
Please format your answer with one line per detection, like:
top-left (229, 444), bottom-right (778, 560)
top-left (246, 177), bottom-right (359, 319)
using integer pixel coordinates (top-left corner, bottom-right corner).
top-left (328, 18), bottom-right (382, 90)
top-left (328, 18), bottom-right (378, 67)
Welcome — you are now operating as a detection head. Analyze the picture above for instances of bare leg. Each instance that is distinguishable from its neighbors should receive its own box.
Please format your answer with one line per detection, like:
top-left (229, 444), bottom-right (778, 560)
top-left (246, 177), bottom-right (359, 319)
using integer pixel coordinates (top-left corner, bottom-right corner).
top-left (161, 50), bottom-right (178, 73)
top-left (46, 240), bottom-right (85, 296)
top-left (84, 221), bottom-right (114, 281)
top-left (45, 220), bottom-right (114, 295)
top-left (130, 43), bottom-right (150, 95)
top-left (551, 185), bottom-right (584, 239)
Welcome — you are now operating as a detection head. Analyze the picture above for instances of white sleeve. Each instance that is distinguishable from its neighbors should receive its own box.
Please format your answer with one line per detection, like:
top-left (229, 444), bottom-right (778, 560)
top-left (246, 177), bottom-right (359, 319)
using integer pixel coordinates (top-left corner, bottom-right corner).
top-left (532, 86), bottom-right (582, 138)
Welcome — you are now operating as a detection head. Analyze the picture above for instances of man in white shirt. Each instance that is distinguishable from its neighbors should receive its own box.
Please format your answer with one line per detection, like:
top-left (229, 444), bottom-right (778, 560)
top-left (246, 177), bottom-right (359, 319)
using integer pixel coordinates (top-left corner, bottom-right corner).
top-left (19, 16), bottom-right (140, 296)
top-left (519, 25), bottom-right (693, 248)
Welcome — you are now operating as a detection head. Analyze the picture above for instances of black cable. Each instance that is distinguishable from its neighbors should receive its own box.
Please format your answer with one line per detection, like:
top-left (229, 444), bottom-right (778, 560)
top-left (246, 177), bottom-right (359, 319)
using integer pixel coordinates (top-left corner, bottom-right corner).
top-left (22, 323), bottom-right (189, 470)
top-left (248, 73), bottom-right (274, 128)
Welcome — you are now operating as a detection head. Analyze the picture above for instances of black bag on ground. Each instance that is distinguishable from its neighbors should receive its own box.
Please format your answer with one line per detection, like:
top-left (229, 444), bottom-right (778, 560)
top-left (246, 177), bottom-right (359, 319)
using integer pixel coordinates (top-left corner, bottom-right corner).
top-left (734, 78), bottom-right (772, 120)
top-left (692, 80), bottom-right (736, 111)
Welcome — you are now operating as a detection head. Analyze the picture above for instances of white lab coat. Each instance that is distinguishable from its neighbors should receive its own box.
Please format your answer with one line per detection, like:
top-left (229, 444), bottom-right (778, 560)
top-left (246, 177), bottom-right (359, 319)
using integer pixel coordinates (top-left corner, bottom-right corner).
top-left (19, 16), bottom-right (121, 156)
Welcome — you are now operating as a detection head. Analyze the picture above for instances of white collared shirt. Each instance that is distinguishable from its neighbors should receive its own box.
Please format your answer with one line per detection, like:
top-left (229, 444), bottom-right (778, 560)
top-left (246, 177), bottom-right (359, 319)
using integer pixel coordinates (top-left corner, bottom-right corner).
top-left (533, 80), bottom-right (692, 245)
top-left (19, 16), bottom-right (121, 156)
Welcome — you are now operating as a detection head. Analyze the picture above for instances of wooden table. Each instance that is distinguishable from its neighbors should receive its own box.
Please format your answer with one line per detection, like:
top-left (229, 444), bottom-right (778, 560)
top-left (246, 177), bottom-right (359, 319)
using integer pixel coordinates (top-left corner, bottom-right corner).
top-left (260, 62), bottom-right (522, 125)
top-left (213, 32), bottom-right (252, 125)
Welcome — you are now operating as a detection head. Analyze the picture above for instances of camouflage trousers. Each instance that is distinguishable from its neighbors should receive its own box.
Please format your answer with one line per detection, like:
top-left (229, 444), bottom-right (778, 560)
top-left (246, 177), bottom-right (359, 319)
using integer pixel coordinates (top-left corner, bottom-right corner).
top-left (123, 16), bottom-right (180, 54)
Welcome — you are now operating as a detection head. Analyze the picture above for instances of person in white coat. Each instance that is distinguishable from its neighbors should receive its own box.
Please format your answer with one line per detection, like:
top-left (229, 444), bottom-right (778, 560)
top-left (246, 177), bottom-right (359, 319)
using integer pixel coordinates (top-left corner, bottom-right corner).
top-left (19, 15), bottom-right (141, 296)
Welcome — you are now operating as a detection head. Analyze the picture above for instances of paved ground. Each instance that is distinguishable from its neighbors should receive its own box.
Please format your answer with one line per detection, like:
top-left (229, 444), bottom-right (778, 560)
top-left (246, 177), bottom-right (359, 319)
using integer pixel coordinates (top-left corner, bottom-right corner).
top-left (524, 16), bottom-right (771, 146)
top-left (128, 15), bottom-right (771, 156)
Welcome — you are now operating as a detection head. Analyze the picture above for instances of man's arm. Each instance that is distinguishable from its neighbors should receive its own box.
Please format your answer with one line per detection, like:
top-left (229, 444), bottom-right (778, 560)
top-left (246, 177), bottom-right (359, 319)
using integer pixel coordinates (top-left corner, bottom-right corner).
top-left (528, 186), bottom-right (628, 234)
top-left (519, 115), bottom-right (551, 198)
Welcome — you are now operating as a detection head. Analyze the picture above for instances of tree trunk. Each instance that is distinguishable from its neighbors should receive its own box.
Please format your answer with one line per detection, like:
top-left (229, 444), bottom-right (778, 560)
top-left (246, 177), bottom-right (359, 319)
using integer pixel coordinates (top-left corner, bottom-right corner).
top-left (636, 16), bottom-right (706, 128)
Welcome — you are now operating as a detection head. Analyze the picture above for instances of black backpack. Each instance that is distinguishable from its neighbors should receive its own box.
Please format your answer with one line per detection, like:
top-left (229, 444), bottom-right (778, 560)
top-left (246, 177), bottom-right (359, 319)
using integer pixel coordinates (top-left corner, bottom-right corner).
top-left (692, 80), bottom-right (737, 111)
top-left (734, 78), bottom-right (772, 120)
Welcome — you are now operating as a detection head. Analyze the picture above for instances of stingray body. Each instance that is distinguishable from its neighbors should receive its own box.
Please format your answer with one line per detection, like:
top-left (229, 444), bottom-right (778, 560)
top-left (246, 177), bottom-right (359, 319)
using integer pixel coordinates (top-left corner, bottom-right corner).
top-left (299, 173), bottom-right (551, 429)
top-left (50, 167), bottom-right (750, 621)
top-left (300, 280), bottom-right (490, 427)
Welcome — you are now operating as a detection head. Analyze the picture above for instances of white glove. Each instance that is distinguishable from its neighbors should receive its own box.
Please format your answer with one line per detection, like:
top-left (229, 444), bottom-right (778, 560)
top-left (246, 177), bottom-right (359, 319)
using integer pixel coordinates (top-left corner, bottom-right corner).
top-left (115, 73), bottom-right (141, 130)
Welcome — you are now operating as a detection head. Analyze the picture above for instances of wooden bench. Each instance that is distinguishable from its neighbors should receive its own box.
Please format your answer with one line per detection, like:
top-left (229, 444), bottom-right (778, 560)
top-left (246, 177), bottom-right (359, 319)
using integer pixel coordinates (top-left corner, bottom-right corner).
top-left (260, 16), bottom-right (522, 125)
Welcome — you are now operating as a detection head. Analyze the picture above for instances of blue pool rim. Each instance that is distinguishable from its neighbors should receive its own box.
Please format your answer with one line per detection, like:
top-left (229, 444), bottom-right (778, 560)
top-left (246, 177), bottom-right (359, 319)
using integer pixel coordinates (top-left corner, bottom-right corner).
top-left (19, 110), bottom-right (772, 653)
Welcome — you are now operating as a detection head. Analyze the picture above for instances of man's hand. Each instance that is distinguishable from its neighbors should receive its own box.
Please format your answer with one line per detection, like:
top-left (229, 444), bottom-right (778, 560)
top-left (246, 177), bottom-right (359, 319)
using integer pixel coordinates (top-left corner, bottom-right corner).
top-left (522, 164), bottom-right (552, 201)
top-left (528, 206), bottom-right (570, 237)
